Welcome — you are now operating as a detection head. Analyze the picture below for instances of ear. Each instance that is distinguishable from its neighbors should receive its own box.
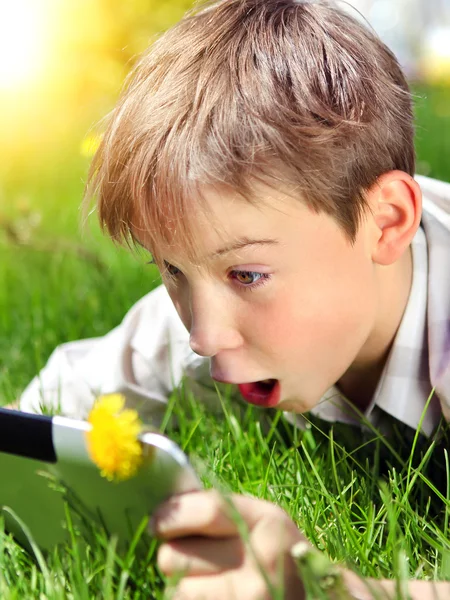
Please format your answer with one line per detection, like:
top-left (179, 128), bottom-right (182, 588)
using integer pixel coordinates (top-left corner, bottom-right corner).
top-left (367, 171), bottom-right (422, 266)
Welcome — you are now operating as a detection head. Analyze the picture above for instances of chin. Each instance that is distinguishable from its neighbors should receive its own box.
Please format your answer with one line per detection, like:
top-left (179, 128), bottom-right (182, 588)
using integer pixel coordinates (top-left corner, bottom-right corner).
top-left (277, 397), bottom-right (311, 413)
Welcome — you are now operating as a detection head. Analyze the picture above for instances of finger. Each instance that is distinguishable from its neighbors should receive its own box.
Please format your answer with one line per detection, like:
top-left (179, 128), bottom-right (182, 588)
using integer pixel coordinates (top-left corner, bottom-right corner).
top-left (153, 489), bottom-right (282, 539)
top-left (249, 515), bottom-right (305, 600)
top-left (250, 511), bottom-right (305, 568)
top-left (158, 536), bottom-right (244, 576)
top-left (153, 490), bottom-right (238, 539)
top-left (167, 572), bottom-right (272, 600)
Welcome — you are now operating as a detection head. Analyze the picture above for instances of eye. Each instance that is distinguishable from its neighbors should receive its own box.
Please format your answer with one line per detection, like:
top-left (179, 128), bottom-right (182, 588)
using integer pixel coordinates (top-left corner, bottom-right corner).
top-left (233, 271), bottom-right (260, 285)
top-left (230, 270), bottom-right (270, 288)
top-left (164, 261), bottom-right (182, 277)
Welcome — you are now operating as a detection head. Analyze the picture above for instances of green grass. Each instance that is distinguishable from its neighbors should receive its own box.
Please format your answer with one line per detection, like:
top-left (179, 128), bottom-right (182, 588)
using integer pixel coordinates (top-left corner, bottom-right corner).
top-left (0, 84), bottom-right (450, 598)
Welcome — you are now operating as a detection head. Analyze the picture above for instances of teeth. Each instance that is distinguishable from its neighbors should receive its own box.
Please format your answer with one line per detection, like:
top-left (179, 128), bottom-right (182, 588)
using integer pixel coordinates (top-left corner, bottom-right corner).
top-left (260, 379), bottom-right (273, 384)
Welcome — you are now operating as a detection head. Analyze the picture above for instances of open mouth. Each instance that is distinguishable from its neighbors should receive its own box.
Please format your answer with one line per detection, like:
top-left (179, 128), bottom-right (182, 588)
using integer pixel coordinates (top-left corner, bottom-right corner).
top-left (238, 379), bottom-right (280, 408)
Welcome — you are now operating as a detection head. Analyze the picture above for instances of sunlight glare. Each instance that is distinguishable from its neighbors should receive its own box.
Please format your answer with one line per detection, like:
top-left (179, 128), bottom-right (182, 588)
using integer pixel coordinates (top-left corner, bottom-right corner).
top-left (0, 0), bottom-right (47, 89)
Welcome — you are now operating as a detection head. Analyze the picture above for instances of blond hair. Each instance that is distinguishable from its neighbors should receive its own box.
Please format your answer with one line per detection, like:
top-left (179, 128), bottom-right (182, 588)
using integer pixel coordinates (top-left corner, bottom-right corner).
top-left (85, 0), bottom-right (415, 259)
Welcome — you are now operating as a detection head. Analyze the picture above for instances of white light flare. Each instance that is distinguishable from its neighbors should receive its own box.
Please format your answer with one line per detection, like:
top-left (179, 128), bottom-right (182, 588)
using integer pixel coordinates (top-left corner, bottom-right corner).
top-left (0, 0), bottom-right (48, 90)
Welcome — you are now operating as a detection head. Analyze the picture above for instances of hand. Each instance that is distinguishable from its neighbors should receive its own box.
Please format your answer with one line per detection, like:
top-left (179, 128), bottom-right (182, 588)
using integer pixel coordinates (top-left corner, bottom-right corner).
top-left (152, 489), bottom-right (306, 600)
top-left (3, 401), bottom-right (19, 410)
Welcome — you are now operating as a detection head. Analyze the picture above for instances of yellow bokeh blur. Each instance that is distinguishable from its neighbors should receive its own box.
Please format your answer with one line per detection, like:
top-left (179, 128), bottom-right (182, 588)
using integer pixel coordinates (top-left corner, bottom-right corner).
top-left (80, 133), bottom-right (102, 158)
top-left (420, 27), bottom-right (450, 85)
top-left (0, 0), bottom-right (191, 167)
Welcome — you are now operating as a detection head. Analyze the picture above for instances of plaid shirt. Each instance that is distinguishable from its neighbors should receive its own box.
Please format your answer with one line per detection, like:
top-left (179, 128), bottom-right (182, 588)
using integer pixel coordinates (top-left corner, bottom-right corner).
top-left (20, 177), bottom-right (450, 437)
top-left (420, 176), bottom-right (450, 420)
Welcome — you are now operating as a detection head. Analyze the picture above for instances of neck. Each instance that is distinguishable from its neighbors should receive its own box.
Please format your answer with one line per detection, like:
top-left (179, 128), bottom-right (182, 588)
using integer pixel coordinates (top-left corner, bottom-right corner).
top-left (337, 246), bottom-right (413, 412)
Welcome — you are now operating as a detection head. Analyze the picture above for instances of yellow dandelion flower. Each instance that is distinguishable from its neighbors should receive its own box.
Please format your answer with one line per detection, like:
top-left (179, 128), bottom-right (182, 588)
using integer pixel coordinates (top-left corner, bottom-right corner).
top-left (86, 394), bottom-right (143, 481)
top-left (80, 133), bottom-right (102, 158)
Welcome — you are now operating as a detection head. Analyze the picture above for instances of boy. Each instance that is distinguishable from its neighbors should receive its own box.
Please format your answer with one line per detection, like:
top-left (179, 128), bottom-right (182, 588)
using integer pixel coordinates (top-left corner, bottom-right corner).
top-left (19, 0), bottom-right (450, 597)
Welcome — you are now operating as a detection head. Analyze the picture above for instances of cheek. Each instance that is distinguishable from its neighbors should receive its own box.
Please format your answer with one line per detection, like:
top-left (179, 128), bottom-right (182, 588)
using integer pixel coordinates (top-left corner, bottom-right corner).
top-left (244, 256), bottom-right (377, 357)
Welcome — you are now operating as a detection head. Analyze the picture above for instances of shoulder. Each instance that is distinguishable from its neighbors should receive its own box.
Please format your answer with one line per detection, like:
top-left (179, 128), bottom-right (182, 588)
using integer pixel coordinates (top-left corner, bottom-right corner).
top-left (122, 284), bottom-right (182, 329)
top-left (416, 176), bottom-right (450, 422)
top-left (416, 174), bottom-right (450, 232)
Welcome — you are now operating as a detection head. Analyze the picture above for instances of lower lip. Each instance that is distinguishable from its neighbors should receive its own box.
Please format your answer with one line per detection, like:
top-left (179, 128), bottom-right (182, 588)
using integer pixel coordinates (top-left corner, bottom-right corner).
top-left (237, 380), bottom-right (281, 408)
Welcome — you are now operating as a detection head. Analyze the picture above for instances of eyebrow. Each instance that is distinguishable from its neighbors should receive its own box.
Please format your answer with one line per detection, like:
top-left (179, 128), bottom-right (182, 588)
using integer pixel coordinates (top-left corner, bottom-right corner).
top-left (135, 236), bottom-right (279, 264)
top-left (209, 237), bottom-right (279, 259)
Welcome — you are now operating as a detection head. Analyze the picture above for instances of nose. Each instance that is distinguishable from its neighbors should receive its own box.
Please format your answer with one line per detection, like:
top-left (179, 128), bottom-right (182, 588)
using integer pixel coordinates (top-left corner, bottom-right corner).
top-left (188, 288), bottom-right (243, 357)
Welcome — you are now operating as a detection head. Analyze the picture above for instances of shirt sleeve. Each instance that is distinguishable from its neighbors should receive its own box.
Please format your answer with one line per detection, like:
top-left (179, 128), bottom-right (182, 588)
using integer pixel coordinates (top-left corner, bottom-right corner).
top-left (19, 285), bottom-right (211, 424)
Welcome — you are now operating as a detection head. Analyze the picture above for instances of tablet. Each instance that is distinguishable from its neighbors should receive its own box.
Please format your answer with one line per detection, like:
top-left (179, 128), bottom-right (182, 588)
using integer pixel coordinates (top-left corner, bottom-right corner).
top-left (0, 408), bottom-right (201, 552)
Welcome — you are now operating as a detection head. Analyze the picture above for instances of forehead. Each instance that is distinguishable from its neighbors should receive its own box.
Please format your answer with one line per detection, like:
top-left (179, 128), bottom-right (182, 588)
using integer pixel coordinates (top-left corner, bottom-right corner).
top-left (133, 180), bottom-right (312, 263)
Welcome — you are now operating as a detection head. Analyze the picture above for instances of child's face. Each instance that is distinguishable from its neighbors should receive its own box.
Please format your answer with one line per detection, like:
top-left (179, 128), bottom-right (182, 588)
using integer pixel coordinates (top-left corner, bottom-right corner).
top-left (140, 181), bottom-right (381, 413)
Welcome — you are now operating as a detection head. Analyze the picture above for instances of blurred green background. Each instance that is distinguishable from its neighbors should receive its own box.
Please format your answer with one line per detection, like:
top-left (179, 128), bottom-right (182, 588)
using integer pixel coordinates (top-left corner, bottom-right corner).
top-left (0, 0), bottom-right (449, 404)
